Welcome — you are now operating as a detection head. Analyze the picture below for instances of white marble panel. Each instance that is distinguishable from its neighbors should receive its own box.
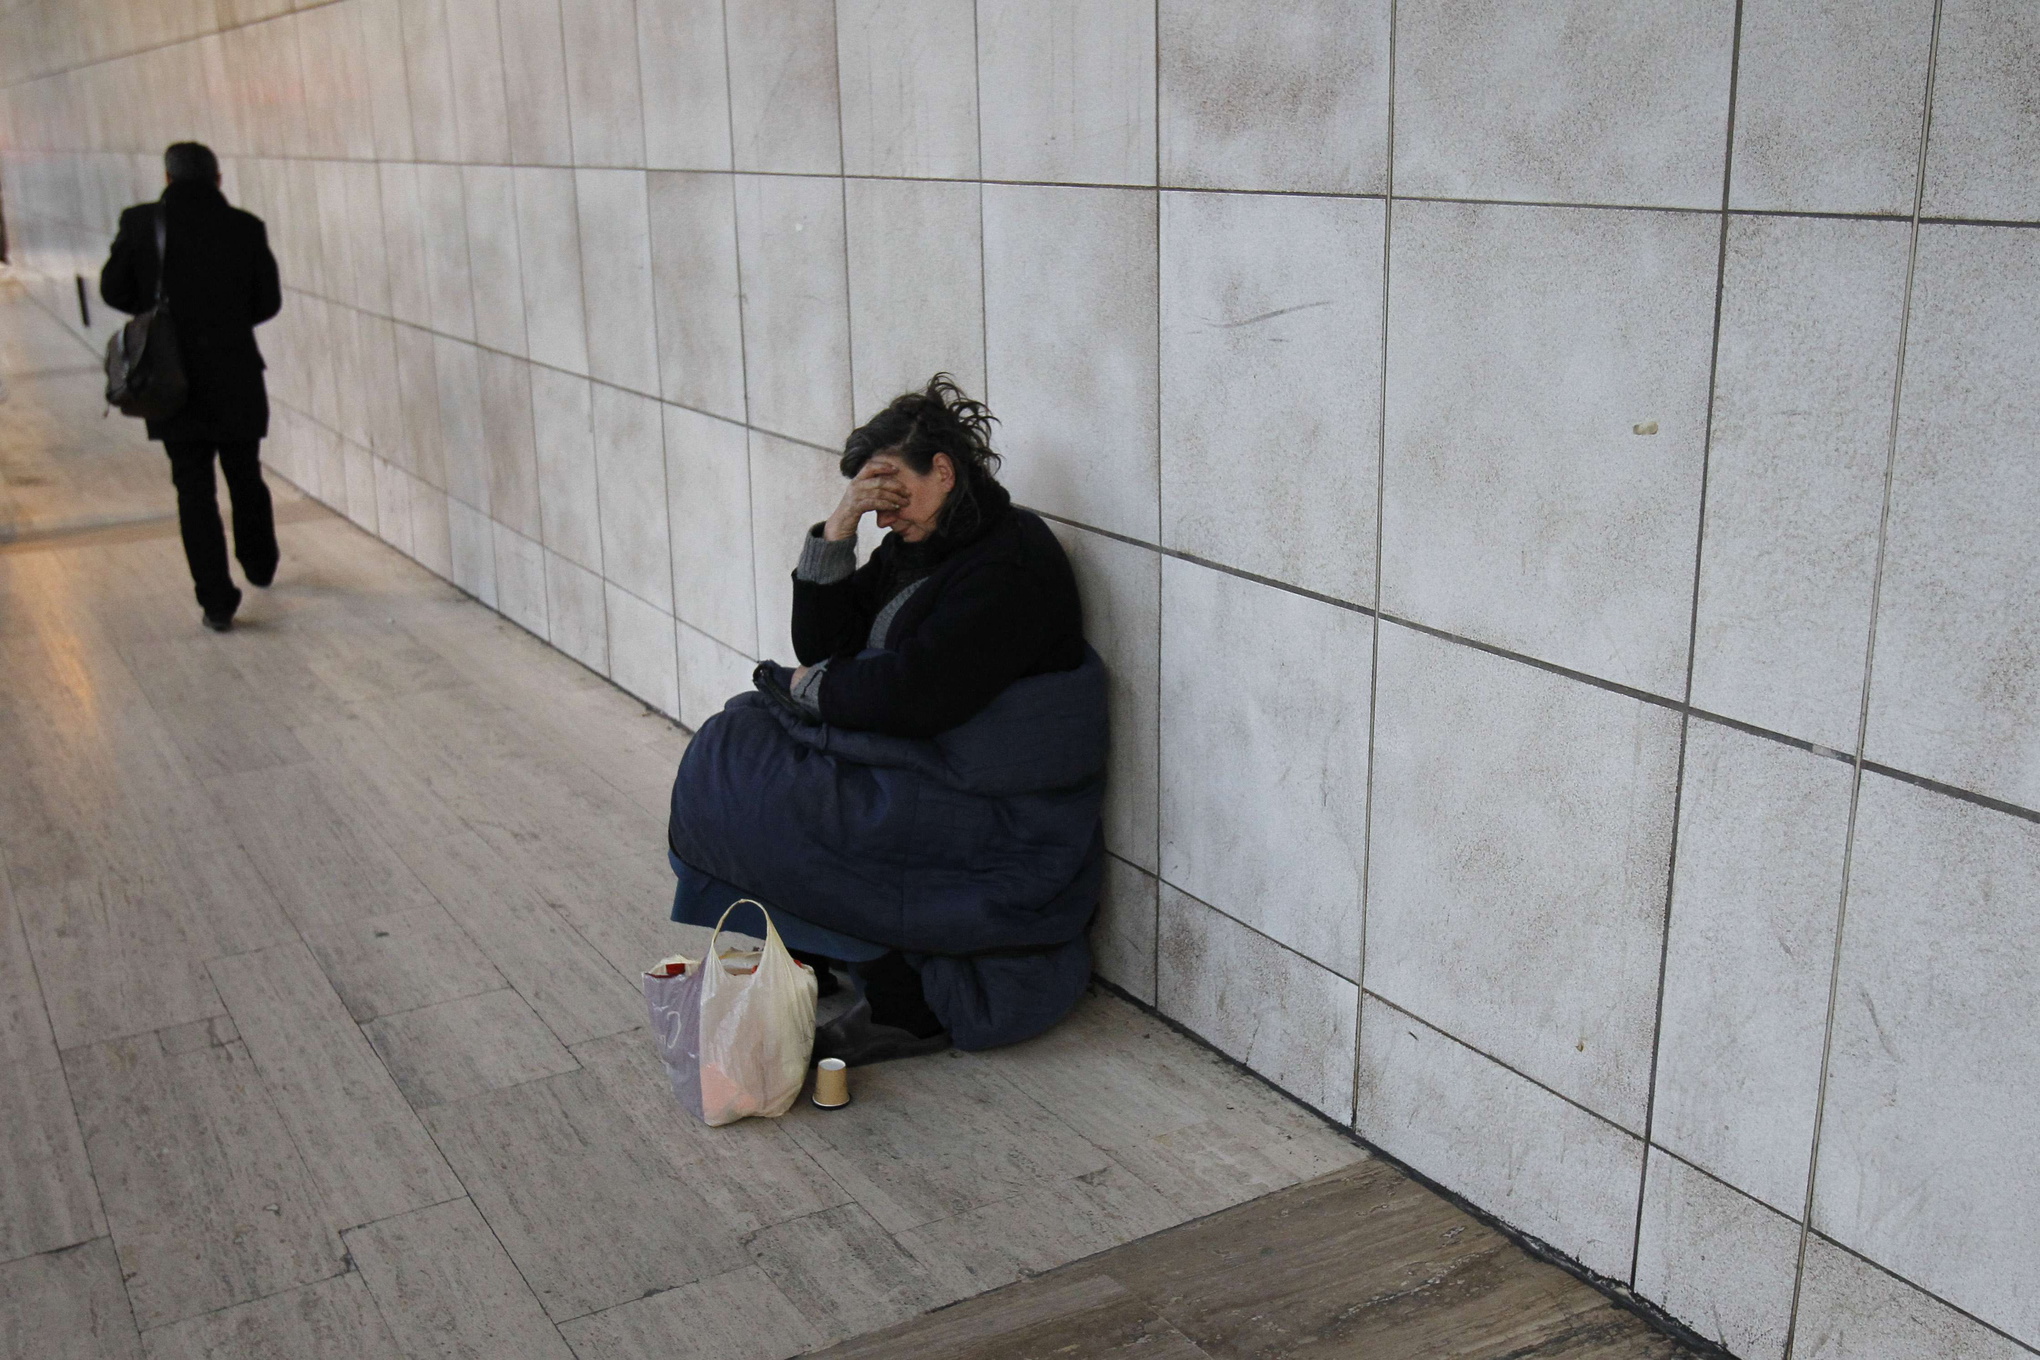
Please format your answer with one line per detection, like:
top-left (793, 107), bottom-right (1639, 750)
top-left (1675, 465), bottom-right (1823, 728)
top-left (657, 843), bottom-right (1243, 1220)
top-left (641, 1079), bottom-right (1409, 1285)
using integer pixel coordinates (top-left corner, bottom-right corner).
top-left (478, 350), bottom-right (542, 540)
top-left (448, 498), bottom-right (500, 607)
top-left (982, 184), bottom-right (1158, 542)
top-left (498, 0), bottom-right (575, 165)
top-left (665, 404), bottom-right (758, 656)
top-left (1367, 623), bottom-right (1679, 1131)
top-left (836, 0), bottom-right (979, 179)
top-left (394, 323), bottom-right (446, 485)
top-left (1795, 1235), bottom-right (2032, 1360)
top-left (1653, 722), bottom-right (1849, 1216)
top-left (733, 174), bottom-right (853, 448)
top-left (345, 441), bottom-right (380, 533)
top-left (977, 0), bottom-right (1155, 185)
top-left (378, 161), bottom-right (431, 328)
top-left (1864, 226), bottom-right (2040, 810)
top-left (545, 549), bottom-right (610, 672)
top-left (1048, 522), bottom-right (1159, 873)
top-left (1394, 0), bottom-right (1733, 209)
top-left (343, 162), bottom-right (389, 316)
top-left (1381, 200), bottom-right (1716, 695)
top-left (529, 366), bottom-right (604, 571)
top-left (416, 164), bottom-right (475, 342)
top-left (678, 621), bottom-right (759, 730)
top-left (493, 523), bottom-right (550, 639)
top-left (1815, 775), bottom-right (2040, 1343)
top-left (1633, 1150), bottom-right (1801, 1360)
top-left (844, 177), bottom-right (984, 423)
top-left (312, 161), bottom-right (354, 305)
top-left (590, 384), bottom-right (673, 612)
top-left (1160, 558), bottom-right (1369, 972)
top-left (1922, 0), bottom-right (2040, 222)
top-left (400, 0), bottom-right (461, 162)
top-left (362, 316), bottom-right (407, 461)
top-left (1158, 0), bottom-right (1389, 194)
top-left (1158, 887), bottom-right (1357, 1119)
top-left (1355, 994), bottom-right (1643, 1280)
top-left (724, 0), bottom-right (842, 174)
top-left (1093, 857), bottom-right (1157, 1006)
top-left (376, 461), bottom-right (416, 557)
top-left (352, 2), bottom-right (414, 159)
top-left (1691, 216), bottom-right (1910, 752)
top-left (638, 0), bottom-right (733, 171)
top-left (1731, 0), bottom-right (1935, 215)
top-left (574, 169), bottom-right (660, 395)
top-left (604, 584), bottom-right (680, 718)
top-left (561, 0), bottom-right (646, 166)
top-left (748, 430), bottom-right (851, 665)
top-left (433, 337), bottom-right (490, 513)
top-left (647, 170), bottom-right (745, 419)
top-left (463, 166), bottom-right (527, 357)
top-left (444, 0), bottom-right (512, 164)
top-left (1159, 190), bottom-right (1382, 602)
top-left (513, 167), bottom-right (591, 374)
top-left (411, 480), bottom-right (454, 576)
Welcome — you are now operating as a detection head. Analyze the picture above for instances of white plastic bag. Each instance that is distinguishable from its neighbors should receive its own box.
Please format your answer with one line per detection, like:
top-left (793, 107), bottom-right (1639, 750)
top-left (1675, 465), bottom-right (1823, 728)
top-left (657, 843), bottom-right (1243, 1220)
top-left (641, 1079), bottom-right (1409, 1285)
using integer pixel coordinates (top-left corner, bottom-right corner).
top-left (643, 901), bottom-right (818, 1127)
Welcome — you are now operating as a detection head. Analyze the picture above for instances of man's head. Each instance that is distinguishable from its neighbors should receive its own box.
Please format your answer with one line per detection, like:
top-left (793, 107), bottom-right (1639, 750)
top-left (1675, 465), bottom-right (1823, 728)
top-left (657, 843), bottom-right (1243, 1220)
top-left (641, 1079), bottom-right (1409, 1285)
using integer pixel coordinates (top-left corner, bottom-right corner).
top-left (163, 142), bottom-right (219, 187)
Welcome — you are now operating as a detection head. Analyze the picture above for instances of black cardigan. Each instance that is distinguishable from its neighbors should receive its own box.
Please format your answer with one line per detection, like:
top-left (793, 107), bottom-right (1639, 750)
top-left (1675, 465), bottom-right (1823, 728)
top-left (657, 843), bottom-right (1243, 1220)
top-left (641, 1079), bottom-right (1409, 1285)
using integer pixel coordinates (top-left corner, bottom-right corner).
top-left (792, 506), bottom-right (1086, 738)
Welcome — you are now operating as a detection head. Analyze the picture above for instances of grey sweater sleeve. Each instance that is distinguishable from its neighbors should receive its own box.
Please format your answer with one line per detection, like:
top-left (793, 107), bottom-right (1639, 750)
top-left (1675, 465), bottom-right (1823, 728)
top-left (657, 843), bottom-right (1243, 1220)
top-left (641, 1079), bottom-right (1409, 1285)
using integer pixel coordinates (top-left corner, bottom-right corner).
top-left (795, 524), bottom-right (856, 584)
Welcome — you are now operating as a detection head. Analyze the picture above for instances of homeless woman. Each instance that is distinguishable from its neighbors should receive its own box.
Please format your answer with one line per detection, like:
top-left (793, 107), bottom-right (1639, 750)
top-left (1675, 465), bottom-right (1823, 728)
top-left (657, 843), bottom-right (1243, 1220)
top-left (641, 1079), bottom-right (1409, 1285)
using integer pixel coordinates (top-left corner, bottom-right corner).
top-left (665, 375), bottom-right (1108, 1067)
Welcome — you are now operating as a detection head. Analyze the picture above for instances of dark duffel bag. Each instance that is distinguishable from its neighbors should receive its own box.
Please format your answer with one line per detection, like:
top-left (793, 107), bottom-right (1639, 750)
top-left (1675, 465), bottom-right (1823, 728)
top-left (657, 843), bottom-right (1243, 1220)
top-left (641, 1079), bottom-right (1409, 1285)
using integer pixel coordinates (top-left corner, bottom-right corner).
top-left (104, 205), bottom-right (187, 420)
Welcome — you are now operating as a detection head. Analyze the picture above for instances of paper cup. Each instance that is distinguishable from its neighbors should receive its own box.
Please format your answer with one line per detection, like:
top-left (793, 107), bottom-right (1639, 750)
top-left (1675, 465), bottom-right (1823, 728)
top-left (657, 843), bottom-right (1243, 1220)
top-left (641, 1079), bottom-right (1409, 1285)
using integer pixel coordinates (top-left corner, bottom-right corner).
top-left (811, 1057), bottom-right (851, 1109)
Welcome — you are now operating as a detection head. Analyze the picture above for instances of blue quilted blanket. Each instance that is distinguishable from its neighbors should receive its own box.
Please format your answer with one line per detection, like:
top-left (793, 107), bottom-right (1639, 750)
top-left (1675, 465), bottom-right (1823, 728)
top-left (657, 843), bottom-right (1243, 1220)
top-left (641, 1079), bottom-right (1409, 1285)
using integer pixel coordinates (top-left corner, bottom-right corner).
top-left (666, 648), bottom-right (1110, 1049)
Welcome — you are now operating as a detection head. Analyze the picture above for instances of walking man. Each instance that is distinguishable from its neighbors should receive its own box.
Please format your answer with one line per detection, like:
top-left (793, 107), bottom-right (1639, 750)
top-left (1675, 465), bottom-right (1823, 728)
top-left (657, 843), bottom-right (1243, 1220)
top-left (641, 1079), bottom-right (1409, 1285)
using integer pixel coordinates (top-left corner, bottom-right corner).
top-left (101, 141), bottom-right (282, 632)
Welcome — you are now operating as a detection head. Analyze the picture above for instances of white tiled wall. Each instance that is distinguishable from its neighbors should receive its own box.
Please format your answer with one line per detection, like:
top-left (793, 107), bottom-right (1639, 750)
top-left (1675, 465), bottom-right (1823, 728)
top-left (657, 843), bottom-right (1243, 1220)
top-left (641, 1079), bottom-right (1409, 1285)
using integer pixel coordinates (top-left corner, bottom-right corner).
top-left (3, 4), bottom-right (2034, 1356)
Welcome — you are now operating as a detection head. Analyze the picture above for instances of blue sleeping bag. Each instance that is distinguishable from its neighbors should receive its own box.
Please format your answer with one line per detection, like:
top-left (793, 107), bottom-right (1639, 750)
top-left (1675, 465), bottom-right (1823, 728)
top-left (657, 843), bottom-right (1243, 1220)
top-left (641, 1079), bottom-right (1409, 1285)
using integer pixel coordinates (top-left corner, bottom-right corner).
top-left (666, 647), bottom-right (1110, 1050)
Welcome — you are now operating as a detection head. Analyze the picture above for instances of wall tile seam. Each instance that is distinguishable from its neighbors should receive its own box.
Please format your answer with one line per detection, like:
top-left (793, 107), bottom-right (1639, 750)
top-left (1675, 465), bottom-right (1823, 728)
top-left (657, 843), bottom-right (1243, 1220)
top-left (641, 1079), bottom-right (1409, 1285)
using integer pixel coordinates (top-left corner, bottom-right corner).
top-left (0, 0), bottom-right (355, 87)
top-left (1782, 1), bottom-right (1945, 1353)
top-left (1349, 0), bottom-right (1400, 1133)
top-left (1157, 878), bottom-right (1360, 989)
top-left (1360, 987), bottom-right (1648, 1145)
top-left (1644, 1138), bottom-right (1803, 1228)
top-left (1630, 0), bottom-right (1750, 1287)
top-left (1039, 504), bottom-right (2040, 828)
top-left (1151, 0), bottom-right (1167, 1038)
top-left (1801, 1231), bottom-right (2040, 1358)
top-left (15, 146), bottom-right (2040, 232)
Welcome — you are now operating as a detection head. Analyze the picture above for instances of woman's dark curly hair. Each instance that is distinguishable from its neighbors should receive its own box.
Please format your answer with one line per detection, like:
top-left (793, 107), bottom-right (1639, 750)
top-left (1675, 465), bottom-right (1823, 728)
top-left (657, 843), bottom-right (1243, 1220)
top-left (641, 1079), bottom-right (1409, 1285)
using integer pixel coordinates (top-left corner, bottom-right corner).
top-left (841, 374), bottom-right (1006, 542)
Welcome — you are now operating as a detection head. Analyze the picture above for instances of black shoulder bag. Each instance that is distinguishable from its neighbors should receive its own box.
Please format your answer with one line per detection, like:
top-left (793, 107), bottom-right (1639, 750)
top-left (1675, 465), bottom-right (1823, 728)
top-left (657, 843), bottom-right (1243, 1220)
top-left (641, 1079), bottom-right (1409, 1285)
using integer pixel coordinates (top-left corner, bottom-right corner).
top-left (104, 206), bottom-right (188, 420)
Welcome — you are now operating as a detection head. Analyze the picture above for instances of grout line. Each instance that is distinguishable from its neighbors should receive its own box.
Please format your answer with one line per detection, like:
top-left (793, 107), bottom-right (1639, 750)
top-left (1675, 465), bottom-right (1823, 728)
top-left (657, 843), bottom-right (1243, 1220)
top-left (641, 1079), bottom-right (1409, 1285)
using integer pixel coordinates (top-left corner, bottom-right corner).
top-left (1350, 0), bottom-right (1397, 1133)
top-left (1782, 1), bottom-right (1944, 1353)
top-left (1361, 989), bottom-right (1647, 1142)
top-left (717, 0), bottom-right (766, 684)
top-left (1798, 1230), bottom-right (2040, 1358)
top-left (0, 0), bottom-right (354, 87)
top-left (16, 134), bottom-right (2040, 232)
top-left (1150, 0), bottom-right (1166, 1013)
top-left (1629, 0), bottom-right (1746, 1285)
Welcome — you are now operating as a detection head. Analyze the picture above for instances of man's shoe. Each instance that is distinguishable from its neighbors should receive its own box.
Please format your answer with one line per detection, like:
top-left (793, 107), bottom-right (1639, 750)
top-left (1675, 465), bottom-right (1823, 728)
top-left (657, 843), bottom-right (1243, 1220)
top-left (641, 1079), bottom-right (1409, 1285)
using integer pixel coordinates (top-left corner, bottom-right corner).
top-left (246, 565), bottom-right (275, 588)
top-left (812, 999), bottom-right (950, 1068)
top-left (202, 611), bottom-right (234, 633)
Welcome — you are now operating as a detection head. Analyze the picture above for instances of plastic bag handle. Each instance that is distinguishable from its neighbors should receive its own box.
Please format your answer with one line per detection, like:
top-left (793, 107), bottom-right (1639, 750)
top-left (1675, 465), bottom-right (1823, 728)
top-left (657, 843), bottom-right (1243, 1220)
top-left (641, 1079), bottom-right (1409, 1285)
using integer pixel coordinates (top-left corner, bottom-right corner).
top-left (706, 899), bottom-right (784, 970)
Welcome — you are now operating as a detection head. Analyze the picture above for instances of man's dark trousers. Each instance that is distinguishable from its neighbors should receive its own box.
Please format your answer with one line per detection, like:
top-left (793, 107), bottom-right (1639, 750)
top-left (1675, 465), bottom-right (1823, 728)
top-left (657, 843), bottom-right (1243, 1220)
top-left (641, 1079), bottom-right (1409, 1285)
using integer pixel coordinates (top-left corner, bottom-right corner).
top-left (164, 440), bottom-right (276, 618)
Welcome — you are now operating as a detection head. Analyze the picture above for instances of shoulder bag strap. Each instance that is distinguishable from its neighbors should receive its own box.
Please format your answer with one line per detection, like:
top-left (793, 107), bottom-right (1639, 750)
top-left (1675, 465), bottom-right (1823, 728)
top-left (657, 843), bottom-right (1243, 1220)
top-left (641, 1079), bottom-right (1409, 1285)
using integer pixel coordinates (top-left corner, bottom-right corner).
top-left (152, 204), bottom-right (168, 307)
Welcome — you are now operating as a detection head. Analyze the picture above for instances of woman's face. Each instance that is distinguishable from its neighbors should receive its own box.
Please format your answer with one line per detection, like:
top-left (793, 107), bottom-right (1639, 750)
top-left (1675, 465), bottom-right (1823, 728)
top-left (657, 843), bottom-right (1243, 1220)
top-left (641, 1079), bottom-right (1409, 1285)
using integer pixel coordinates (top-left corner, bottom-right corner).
top-left (872, 452), bottom-right (955, 543)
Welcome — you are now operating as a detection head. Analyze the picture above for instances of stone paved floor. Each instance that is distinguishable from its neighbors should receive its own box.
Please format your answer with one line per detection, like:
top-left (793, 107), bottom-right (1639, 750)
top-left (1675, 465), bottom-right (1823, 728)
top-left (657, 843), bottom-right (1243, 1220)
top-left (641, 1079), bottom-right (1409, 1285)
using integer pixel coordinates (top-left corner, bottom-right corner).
top-left (0, 278), bottom-right (1367, 1359)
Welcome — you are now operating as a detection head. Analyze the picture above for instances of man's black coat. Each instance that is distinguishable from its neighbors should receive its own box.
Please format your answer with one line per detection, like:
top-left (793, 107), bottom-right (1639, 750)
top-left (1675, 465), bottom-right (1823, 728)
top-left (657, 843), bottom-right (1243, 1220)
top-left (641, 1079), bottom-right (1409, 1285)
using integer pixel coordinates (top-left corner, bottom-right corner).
top-left (100, 178), bottom-right (282, 444)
